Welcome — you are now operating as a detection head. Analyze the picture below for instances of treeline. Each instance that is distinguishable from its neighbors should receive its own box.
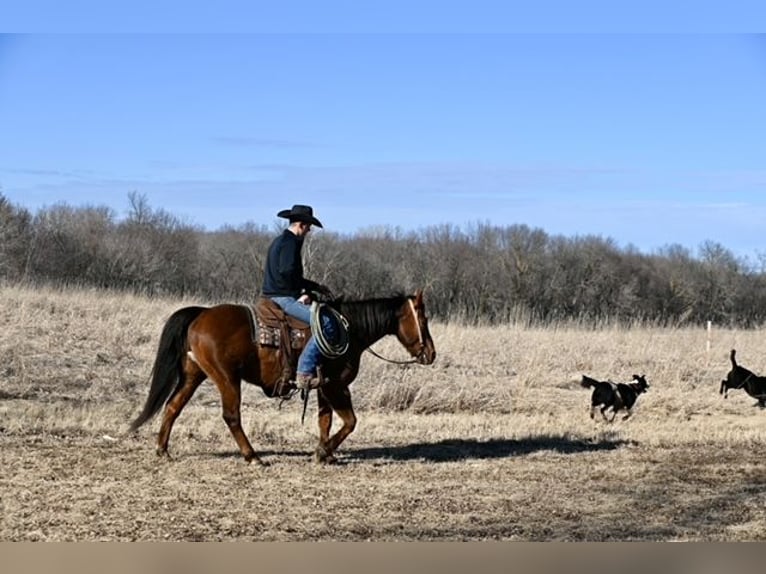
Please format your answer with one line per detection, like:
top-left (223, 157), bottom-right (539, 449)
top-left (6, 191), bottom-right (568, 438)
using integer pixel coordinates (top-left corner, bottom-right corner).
top-left (2, 192), bottom-right (765, 327)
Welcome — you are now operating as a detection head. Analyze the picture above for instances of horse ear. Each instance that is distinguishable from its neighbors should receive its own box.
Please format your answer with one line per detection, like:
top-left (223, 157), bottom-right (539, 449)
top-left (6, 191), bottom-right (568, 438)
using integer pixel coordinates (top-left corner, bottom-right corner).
top-left (414, 289), bottom-right (423, 306)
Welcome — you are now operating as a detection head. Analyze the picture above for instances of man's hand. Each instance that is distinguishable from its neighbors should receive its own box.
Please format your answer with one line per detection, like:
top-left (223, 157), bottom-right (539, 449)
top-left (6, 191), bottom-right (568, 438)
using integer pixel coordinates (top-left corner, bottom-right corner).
top-left (317, 284), bottom-right (335, 299)
top-left (298, 293), bottom-right (311, 305)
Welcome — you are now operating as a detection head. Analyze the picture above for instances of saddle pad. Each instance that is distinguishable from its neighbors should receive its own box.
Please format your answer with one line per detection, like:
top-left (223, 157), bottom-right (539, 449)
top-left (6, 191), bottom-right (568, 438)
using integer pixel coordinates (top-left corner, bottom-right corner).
top-left (255, 323), bottom-right (307, 349)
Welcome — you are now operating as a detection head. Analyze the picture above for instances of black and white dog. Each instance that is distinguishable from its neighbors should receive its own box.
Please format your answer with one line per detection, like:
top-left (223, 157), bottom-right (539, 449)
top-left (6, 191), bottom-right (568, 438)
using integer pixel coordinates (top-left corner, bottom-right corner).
top-left (581, 374), bottom-right (649, 422)
top-left (720, 349), bottom-right (766, 408)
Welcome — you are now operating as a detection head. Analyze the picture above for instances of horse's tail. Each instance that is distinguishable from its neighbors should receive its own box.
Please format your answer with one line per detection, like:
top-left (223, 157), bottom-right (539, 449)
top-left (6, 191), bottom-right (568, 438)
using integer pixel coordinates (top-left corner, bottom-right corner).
top-left (129, 306), bottom-right (207, 432)
top-left (730, 349), bottom-right (738, 369)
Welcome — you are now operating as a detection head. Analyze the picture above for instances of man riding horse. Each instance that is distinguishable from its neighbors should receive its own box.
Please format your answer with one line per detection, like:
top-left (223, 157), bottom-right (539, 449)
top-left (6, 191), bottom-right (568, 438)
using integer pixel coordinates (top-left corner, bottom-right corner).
top-left (261, 204), bottom-right (335, 391)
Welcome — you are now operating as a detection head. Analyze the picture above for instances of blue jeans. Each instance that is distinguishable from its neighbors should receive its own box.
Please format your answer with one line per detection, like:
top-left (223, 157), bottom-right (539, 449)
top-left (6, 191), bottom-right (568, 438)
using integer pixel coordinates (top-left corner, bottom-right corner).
top-left (270, 296), bottom-right (336, 377)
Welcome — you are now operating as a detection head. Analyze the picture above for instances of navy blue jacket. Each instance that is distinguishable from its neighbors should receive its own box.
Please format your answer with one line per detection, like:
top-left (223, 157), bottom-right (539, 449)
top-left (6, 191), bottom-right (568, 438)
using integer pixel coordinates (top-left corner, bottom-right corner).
top-left (261, 230), bottom-right (320, 297)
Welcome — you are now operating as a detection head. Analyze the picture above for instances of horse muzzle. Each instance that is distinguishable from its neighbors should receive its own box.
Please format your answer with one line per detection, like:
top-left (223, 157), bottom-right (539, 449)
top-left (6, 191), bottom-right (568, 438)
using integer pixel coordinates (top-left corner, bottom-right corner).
top-left (417, 346), bottom-right (436, 365)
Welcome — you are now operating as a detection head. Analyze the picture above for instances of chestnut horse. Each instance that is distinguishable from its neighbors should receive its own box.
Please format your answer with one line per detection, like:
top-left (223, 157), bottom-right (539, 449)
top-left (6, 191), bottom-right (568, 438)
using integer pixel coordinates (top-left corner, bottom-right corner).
top-left (129, 290), bottom-right (436, 464)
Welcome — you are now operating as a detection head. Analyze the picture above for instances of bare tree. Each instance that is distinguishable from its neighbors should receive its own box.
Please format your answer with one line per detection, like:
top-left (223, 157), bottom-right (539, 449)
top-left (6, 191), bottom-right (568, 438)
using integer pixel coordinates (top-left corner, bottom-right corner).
top-left (2, 192), bottom-right (765, 327)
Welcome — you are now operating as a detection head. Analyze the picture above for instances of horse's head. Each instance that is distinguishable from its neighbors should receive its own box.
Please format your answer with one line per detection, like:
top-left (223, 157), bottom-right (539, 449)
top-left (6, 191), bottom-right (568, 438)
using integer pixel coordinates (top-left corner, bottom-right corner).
top-left (395, 289), bottom-right (436, 365)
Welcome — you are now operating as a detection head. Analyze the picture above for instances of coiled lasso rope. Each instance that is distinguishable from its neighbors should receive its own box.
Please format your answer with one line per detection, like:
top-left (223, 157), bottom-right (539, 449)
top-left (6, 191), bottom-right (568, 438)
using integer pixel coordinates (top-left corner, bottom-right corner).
top-left (310, 302), bottom-right (350, 358)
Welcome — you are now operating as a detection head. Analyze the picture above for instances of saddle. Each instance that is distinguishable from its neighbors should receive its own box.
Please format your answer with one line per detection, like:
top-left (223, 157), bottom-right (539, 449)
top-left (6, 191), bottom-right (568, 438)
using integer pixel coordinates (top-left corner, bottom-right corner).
top-left (253, 297), bottom-right (311, 386)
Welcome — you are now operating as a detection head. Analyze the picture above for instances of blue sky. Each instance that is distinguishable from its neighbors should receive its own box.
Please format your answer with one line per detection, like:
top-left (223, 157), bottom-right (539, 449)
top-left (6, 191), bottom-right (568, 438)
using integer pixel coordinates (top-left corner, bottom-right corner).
top-left (1, 3), bottom-right (766, 258)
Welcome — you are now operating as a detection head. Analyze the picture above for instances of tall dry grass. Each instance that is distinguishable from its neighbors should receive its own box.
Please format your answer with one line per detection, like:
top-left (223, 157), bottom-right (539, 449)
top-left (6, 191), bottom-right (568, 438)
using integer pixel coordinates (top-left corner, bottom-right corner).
top-left (1, 284), bottom-right (765, 541)
top-left (1, 283), bottom-right (764, 443)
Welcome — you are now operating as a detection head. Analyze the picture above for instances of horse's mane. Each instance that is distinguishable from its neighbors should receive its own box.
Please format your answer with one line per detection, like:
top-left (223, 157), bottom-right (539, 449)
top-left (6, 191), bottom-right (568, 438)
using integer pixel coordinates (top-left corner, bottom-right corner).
top-left (334, 293), bottom-right (410, 336)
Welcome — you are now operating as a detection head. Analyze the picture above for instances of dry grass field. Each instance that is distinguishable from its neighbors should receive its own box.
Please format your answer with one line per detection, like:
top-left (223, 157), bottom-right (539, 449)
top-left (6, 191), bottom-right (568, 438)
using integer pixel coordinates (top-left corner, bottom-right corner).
top-left (1, 284), bottom-right (764, 541)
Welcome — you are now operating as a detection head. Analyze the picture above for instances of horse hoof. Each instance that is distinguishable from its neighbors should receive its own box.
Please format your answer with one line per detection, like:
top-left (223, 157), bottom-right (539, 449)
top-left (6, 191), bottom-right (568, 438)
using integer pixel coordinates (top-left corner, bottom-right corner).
top-left (314, 446), bottom-right (337, 465)
top-left (315, 454), bottom-right (338, 465)
top-left (245, 454), bottom-right (269, 467)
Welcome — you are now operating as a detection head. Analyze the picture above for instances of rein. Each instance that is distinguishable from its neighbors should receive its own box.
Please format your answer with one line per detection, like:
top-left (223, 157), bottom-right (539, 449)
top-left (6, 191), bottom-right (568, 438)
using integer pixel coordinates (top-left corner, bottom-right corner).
top-left (365, 346), bottom-right (420, 365)
top-left (365, 298), bottom-right (424, 365)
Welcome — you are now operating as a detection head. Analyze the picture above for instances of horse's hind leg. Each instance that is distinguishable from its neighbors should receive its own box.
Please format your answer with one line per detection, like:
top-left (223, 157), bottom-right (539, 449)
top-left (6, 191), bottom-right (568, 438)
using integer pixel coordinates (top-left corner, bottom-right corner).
top-left (192, 345), bottom-right (264, 464)
top-left (157, 358), bottom-right (206, 457)
top-left (215, 375), bottom-right (265, 465)
top-left (314, 386), bottom-right (356, 464)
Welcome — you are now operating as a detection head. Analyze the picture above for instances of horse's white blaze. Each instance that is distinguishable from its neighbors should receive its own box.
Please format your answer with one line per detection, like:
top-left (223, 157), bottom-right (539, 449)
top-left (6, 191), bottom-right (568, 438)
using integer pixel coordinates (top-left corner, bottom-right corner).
top-left (408, 298), bottom-right (423, 346)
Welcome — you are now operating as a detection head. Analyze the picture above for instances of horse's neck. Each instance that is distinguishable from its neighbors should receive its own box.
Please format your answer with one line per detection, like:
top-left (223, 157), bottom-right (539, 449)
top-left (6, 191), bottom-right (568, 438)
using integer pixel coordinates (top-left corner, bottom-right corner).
top-left (355, 328), bottom-right (391, 350)
top-left (340, 299), bottom-right (401, 350)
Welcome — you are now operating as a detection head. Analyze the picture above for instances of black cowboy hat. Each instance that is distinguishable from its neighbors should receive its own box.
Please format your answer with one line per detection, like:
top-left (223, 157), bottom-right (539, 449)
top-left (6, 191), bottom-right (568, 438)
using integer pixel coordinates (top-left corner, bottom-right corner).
top-left (277, 204), bottom-right (323, 228)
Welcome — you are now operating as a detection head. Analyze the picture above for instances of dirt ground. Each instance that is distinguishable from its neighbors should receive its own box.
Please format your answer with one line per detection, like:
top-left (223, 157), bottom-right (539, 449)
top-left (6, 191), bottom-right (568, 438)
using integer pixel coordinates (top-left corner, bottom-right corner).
top-left (2, 403), bottom-right (765, 541)
top-left (1, 286), bottom-right (765, 541)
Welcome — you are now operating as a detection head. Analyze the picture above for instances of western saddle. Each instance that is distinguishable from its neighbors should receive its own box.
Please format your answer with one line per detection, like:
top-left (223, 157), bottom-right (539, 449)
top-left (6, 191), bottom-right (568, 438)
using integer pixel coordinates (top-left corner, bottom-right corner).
top-left (252, 297), bottom-right (311, 388)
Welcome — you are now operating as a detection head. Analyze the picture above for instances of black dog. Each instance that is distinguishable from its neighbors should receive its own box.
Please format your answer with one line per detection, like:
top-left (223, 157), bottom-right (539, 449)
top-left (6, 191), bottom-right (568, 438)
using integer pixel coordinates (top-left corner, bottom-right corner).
top-left (720, 349), bottom-right (766, 408)
top-left (581, 374), bottom-right (649, 422)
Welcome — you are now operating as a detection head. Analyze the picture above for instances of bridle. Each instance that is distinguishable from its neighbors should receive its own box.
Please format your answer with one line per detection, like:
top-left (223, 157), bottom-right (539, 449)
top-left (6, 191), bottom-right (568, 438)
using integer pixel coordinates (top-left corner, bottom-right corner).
top-left (366, 297), bottom-right (427, 365)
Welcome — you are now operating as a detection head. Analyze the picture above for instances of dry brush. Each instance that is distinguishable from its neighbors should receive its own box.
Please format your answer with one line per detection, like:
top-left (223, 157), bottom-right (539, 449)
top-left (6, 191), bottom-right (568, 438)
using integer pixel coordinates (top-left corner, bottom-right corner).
top-left (1, 285), bottom-right (764, 541)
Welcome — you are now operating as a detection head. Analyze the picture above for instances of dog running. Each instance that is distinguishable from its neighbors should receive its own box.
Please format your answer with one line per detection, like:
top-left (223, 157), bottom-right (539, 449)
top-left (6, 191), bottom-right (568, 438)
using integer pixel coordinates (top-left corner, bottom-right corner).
top-left (720, 349), bottom-right (766, 408)
top-left (581, 374), bottom-right (649, 422)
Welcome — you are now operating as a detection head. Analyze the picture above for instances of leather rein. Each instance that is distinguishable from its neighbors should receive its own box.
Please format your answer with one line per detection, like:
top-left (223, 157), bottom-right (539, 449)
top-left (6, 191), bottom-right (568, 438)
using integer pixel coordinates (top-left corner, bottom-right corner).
top-left (365, 298), bottom-right (425, 365)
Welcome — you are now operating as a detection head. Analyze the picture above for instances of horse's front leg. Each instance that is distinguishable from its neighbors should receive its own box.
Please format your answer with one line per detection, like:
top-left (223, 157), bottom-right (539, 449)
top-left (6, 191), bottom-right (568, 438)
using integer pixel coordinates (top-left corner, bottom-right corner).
top-left (314, 386), bottom-right (356, 464)
top-left (315, 391), bottom-right (335, 464)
